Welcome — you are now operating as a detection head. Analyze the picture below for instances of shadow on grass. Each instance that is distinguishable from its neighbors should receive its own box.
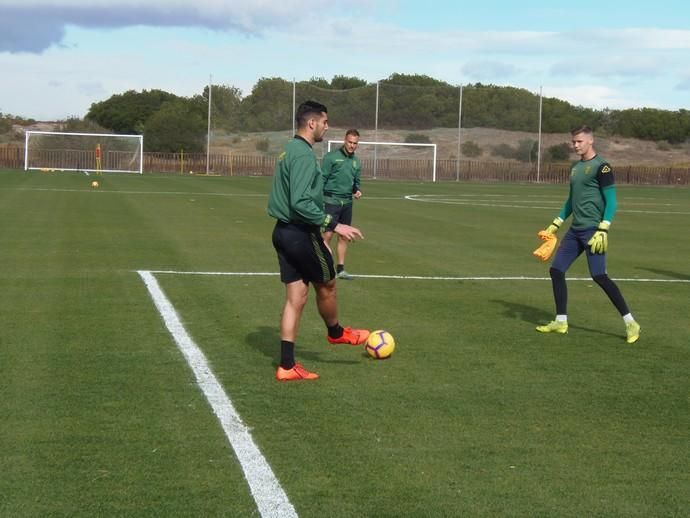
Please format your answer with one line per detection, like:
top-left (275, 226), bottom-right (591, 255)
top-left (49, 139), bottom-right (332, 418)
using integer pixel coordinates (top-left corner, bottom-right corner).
top-left (245, 326), bottom-right (359, 367)
top-left (635, 266), bottom-right (690, 280)
top-left (490, 298), bottom-right (622, 340)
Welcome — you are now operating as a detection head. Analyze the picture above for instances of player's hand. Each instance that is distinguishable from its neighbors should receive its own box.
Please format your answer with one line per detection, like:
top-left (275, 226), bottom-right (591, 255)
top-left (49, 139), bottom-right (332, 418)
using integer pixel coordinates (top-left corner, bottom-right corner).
top-left (587, 221), bottom-right (610, 254)
top-left (542, 217), bottom-right (563, 237)
top-left (353, 190), bottom-right (362, 199)
top-left (334, 223), bottom-right (363, 242)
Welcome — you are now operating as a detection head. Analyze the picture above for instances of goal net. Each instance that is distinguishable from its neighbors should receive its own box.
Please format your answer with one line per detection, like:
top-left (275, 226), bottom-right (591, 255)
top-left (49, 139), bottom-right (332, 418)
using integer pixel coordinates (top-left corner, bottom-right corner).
top-left (326, 140), bottom-right (437, 182)
top-left (24, 131), bottom-right (144, 174)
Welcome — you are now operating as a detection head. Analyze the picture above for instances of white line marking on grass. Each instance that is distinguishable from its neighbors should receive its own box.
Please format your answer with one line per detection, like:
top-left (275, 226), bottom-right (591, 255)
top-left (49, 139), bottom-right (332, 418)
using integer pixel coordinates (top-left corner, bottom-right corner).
top-left (143, 270), bottom-right (690, 283)
top-left (137, 270), bottom-right (298, 518)
top-left (14, 187), bottom-right (267, 197)
top-left (404, 194), bottom-right (690, 215)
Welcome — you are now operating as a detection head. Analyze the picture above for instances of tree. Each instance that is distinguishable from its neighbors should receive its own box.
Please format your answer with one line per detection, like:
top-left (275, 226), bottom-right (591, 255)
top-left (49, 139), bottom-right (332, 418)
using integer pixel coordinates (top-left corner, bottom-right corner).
top-left (330, 76), bottom-right (368, 90)
top-left (143, 99), bottom-right (206, 152)
top-left (87, 89), bottom-right (180, 134)
top-left (0, 115), bottom-right (11, 133)
top-left (203, 84), bottom-right (243, 132)
top-left (239, 77), bottom-right (293, 132)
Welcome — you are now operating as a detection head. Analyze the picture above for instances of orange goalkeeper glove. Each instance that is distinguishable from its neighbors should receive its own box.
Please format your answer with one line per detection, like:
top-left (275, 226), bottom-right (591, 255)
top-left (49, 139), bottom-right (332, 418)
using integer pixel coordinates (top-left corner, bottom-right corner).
top-left (533, 232), bottom-right (557, 261)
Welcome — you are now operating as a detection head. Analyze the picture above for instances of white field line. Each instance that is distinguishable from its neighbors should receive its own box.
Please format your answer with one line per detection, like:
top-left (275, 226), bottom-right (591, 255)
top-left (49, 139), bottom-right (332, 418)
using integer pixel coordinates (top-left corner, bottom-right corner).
top-left (404, 194), bottom-right (690, 215)
top-left (137, 270), bottom-right (297, 518)
top-left (143, 270), bottom-right (690, 283)
top-left (13, 187), bottom-right (266, 197)
top-left (9, 187), bottom-right (689, 214)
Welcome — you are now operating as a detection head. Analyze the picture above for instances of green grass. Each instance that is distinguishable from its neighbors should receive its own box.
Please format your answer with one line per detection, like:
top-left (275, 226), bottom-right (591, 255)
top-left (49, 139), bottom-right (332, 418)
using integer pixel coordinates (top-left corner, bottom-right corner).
top-left (0, 169), bottom-right (688, 517)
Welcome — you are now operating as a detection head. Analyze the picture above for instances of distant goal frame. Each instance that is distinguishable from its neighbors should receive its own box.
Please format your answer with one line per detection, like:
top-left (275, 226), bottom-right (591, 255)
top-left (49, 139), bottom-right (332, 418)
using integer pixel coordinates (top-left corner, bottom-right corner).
top-left (327, 140), bottom-right (438, 182)
top-left (24, 131), bottom-right (144, 174)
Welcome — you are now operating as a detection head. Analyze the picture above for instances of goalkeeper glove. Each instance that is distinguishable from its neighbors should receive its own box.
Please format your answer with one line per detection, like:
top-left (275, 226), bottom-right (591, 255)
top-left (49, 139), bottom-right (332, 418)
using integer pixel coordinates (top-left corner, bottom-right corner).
top-left (544, 217), bottom-right (563, 236)
top-left (587, 221), bottom-right (610, 254)
top-left (533, 234), bottom-right (557, 261)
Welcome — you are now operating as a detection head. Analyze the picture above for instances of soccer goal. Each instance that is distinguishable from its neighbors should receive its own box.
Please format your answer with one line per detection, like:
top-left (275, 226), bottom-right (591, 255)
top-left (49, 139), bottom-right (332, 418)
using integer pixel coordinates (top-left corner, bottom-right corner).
top-left (326, 140), bottom-right (437, 182)
top-left (24, 131), bottom-right (144, 174)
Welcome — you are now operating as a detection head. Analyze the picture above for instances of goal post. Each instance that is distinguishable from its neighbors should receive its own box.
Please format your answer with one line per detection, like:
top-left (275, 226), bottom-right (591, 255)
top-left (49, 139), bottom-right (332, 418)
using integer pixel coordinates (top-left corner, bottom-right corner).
top-left (24, 131), bottom-right (144, 174)
top-left (326, 140), bottom-right (437, 182)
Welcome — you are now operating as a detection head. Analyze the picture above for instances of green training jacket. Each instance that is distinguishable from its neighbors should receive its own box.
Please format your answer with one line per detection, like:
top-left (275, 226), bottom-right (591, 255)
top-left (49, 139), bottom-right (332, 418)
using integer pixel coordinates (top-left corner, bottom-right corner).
top-left (267, 136), bottom-right (330, 228)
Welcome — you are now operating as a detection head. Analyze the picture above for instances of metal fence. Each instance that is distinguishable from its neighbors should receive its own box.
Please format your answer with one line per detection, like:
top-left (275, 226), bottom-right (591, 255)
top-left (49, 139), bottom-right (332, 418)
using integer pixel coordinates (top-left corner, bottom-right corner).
top-left (2, 146), bottom-right (689, 184)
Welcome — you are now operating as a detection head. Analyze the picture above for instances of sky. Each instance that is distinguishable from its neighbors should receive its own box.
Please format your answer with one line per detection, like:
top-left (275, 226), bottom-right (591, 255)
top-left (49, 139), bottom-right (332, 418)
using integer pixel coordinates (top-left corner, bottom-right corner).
top-left (1, 0), bottom-right (689, 121)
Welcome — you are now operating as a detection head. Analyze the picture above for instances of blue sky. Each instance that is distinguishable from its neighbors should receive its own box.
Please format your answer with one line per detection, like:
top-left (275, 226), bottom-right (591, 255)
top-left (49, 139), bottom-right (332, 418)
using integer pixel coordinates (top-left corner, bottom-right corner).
top-left (1, 0), bottom-right (689, 120)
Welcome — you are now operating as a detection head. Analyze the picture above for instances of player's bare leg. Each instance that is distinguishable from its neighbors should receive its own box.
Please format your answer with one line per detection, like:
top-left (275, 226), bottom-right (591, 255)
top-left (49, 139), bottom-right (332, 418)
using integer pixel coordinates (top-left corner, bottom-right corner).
top-left (281, 280), bottom-right (308, 341)
top-left (315, 280), bottom-right (369, 345)
top-left (335, 236), bottom-right (353, 279)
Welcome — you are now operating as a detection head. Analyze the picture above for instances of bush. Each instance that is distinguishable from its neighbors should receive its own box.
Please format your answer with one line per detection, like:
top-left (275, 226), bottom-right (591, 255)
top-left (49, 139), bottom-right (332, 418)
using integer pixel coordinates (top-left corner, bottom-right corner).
top-left (460, 140), bottom-right (482, 157)
top-left (404, 133), bottom-right (431, 144)
top-left (490, 143), bottom-right (516, 159)
top-left (516, 139), bottom-right (538, 163)
top-left (656, 140), bottom-right (672, 151)
top-left (255, 138), bottom-right (270, 152)
top-left (546, 142), bottom-right (571, 161)
top-left (59, 117), bottom-right (109, 134)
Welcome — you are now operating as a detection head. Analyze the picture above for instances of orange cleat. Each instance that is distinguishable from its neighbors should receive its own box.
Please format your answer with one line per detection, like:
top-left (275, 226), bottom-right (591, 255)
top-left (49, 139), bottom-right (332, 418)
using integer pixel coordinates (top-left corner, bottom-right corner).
top-left (276, 363), bottom-right (319, 381)
top-left (327, 327), bottom-right (370, 346)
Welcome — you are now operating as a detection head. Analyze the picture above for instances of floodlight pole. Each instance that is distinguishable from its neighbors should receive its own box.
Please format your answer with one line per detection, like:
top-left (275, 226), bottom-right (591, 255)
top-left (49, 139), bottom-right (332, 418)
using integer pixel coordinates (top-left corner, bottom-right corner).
top-left (537, 85), bottom-right (543, 183)
top-left (456, 85), bottom-right (463, 181)
top-left (206, 74), bottom-right (212, 175)
top-left (374, 81), bottom-right (379, 179)
top-left (292, 79), bottom-right (296, 136)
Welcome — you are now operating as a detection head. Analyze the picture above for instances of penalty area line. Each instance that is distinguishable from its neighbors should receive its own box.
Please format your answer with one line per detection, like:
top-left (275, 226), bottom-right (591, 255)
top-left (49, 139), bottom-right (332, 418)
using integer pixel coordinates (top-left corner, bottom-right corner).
top-left (137, 270), bottom-right (298, 518)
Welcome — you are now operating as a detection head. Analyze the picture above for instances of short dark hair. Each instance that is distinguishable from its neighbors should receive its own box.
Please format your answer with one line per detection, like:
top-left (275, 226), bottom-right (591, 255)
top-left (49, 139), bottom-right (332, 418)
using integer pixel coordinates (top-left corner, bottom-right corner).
top-left (345, 129), bottom-right (360, 138)
top-left (295, 100), bottom-right (328, 128)
top-left (571, 125), bottom-right (593, 136)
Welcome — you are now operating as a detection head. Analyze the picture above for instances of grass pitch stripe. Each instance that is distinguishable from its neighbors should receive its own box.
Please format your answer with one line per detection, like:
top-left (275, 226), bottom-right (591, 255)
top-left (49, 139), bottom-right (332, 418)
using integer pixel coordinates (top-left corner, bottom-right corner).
top-left (137, 270), bottom-right (298, 518)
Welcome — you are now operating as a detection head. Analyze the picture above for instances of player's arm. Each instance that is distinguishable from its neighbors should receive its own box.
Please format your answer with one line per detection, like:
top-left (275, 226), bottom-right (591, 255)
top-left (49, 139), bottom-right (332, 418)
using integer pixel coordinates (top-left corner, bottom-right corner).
top-left (588, 163), bottom-right (616, 253)
top-left (289, 155), bottom-right (330, 227)
top-left (598, 162), bottom-right (617, 224)
top-left (352, 159), bottom-right (362, 199)
top-left (321, 152), bottom-right (334, 182)
top-left (542, 194), bottom-right (572, 236)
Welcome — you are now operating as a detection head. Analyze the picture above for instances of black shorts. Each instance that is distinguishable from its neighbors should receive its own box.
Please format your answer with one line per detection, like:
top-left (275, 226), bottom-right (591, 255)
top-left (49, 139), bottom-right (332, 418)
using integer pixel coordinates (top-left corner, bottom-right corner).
top-left (272, 221), bottom-right (335, 284)
top-left (324, 202), bottom-right (353, 226)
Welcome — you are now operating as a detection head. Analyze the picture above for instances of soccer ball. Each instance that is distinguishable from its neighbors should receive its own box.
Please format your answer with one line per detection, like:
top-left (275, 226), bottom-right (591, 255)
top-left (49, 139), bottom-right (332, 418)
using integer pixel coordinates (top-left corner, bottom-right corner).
top-left (91, 181), bottom-right (99, 189)
top-left (365, 330), bottom-right (395, 359)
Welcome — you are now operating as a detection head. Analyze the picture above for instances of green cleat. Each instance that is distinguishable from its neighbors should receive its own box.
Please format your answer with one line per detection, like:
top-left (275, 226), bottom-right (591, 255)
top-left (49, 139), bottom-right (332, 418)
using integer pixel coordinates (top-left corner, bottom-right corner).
top-left (626, 321), bottom-right (641, 344)
top-left (536, 320), bottom-right (568, 334)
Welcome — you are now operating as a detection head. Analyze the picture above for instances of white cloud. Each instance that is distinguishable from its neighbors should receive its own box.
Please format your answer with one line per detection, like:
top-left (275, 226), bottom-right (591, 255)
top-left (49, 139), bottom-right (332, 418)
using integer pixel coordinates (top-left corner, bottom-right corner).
top-left (461, 60), bottom-right (521, 81)
top-left (544, 85), bottom-right (643, 110)
top-left (0, 0), bottom-right (337, 52)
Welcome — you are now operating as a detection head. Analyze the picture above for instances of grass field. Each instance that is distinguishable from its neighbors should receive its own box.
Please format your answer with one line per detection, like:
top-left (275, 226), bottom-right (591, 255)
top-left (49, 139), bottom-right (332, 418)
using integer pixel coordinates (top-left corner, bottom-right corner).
top-left (0, 169), bottom-right (688, 517)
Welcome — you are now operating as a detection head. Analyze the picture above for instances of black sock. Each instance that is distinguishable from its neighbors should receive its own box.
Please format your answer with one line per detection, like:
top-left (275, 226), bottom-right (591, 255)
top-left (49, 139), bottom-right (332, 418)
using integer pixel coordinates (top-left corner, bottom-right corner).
top-left (550, 267), bottom-right (568, 315)
top-left (327, 322), bottom-right (344, 339)
top-left (280, 340), bottom-right (295, 369)
top-left (336, 264), bottom-right (344, 273)
top-left (593, 274), bottom-right (630, 315)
